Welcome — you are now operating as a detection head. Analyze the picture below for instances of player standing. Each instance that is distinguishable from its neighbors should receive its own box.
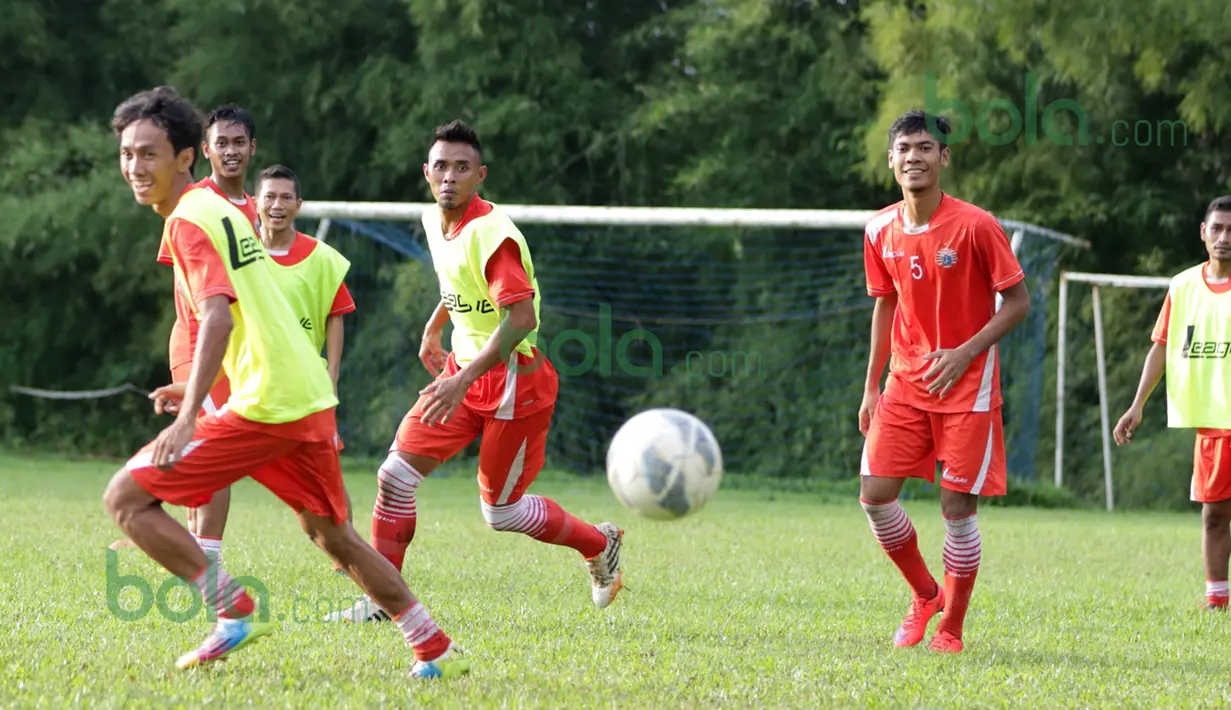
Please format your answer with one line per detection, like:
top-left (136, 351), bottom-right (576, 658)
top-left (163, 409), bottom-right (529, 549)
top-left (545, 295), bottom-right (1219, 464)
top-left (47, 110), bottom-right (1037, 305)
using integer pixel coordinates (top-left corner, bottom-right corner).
top-left (327, 120), bottom-right (623, 623)
top-left (157, 104), bottom-right (262, 559)
top-left (104, 86), bottom-right (469, 679)
top-left (858, 110), bottom-right (1030, 653)
top-left (255, 162), bottom-right (360, 560)
top-left (1113, 195), bottom-right (1231, 610)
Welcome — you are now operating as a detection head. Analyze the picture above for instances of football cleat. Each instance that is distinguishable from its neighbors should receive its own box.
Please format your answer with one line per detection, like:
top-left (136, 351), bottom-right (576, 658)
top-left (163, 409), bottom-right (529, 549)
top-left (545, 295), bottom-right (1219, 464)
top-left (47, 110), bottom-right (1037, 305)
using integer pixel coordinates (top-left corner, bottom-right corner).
top-left (410, 644), bottom-right (471, 680)
top-left (585, 522), bottom-right (624, 609)
top-left (928, 629), bottom-right (964, 654)
top-left (894, 586), bottom-right (945, 648)
top-left (175, 616), bottom-right (273, 669)
top-left (323, 594), bottom-right (392, 623)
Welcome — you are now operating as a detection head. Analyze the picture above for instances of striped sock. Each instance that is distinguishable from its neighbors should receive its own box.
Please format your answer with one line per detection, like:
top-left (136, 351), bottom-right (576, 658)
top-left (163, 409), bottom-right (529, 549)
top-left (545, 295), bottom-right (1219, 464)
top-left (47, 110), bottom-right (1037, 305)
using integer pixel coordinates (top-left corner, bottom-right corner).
top-left (195, 535), bottom-right (222, 565)
top-left (190, 562), bottom-right (254, 620)
top-left (395, 602), bottom-right (451, 661)
top-left (937, 513), bottom-right (981, 638)
top-left (1207, 579), bottom-right (1228, 607)
top-left (861, 498), bottom-right (938, 599)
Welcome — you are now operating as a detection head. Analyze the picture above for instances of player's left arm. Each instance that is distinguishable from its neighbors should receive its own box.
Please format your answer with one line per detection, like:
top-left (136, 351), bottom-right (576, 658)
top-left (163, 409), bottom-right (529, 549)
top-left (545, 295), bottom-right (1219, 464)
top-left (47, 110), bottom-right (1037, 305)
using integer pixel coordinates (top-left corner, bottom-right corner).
top-left (325, 283), bottom-right (356, 393)
top-left (922, 219), bottom-right (1030, 397)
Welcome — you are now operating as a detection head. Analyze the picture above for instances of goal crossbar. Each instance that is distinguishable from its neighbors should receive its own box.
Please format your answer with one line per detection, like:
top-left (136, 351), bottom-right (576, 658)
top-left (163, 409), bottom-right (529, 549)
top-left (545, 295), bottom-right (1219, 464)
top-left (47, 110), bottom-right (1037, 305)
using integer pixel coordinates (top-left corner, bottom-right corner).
top-left (1055, 270), bottom-right (1171, 512)
top-left (298, 201), bottom-right (1091, 247)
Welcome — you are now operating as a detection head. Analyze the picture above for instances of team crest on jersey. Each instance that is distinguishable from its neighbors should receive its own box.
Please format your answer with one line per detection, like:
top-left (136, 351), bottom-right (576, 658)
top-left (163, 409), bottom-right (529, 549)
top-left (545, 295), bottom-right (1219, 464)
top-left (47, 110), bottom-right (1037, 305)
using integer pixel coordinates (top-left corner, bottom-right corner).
top-left (935, 247), bottom-right (959, 268)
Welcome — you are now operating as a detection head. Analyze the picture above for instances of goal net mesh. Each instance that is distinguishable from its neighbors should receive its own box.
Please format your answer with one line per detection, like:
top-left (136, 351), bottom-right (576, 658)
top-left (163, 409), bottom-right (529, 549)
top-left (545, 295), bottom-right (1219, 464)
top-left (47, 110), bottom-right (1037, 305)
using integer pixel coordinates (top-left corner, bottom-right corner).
top-left (303, 214), bottom-right (1071, 483)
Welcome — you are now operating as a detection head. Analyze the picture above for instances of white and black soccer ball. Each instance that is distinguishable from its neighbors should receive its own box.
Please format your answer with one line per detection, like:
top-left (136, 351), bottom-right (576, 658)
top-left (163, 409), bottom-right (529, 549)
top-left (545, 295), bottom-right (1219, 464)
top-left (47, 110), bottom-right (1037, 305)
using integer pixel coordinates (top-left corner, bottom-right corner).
top-left (605, 408), bottom-right (723, 521)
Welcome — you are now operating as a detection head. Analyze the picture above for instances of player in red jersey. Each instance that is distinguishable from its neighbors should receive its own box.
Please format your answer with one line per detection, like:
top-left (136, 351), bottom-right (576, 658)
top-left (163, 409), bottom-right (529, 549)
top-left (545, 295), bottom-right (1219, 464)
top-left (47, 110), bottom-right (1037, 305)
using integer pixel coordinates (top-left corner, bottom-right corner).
top-left (104, 86), bottom-right (469, 678)
top-left (110, 105), bottom-right (262, 558)
top-left (858, 110), bottom-right (1031, 654)
top-left (152, 104), bottom-right (262, 560)
top-left (326, 120), bottom-right (624, 623)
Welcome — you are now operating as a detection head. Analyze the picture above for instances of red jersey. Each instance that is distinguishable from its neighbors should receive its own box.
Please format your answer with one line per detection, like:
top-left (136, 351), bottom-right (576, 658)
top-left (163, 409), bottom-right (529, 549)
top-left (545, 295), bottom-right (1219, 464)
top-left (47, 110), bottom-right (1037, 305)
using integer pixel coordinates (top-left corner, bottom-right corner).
top-left (264, 232), bottom-right (357, 316)
top-left (863, 194), bottom-right (1026, 413)
top-left (1151, 265), bottom-right (1231, 438)
top-left (158, 178), bottom-right (260, 376)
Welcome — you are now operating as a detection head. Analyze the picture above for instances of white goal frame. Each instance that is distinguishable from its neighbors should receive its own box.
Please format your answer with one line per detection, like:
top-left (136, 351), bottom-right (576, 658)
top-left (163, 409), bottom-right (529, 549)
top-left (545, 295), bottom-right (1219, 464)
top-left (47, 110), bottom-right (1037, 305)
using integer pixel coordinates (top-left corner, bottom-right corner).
top-left (1054, 271), bottom-right (1171, 512)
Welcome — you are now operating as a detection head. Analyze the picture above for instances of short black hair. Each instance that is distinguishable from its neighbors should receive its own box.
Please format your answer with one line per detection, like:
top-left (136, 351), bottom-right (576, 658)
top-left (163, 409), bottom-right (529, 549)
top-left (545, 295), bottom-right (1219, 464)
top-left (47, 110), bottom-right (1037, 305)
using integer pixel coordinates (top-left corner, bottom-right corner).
top-left (889, 109), bottom-right (951, 148)
top-left (431, 119), bottom-right (482, 157)
top-left (258, 164), bottom-right (301, 198)
top-left (206, 103), bottom-right (256, 140)
top-left (1205, 195), bottom-right (1231, 221)
top-left (111, 86), bottom-right (205, 172)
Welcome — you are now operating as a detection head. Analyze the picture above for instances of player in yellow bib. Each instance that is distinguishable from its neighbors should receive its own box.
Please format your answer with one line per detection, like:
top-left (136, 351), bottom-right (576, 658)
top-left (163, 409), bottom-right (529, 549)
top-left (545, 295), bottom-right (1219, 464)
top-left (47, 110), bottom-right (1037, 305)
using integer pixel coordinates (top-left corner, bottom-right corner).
top-left (327, 120), bottom-right (625, 624)
top-left (102, 86), bottom-right (469, 679)
top-left (1114, 195), bottom-right (1231, 610)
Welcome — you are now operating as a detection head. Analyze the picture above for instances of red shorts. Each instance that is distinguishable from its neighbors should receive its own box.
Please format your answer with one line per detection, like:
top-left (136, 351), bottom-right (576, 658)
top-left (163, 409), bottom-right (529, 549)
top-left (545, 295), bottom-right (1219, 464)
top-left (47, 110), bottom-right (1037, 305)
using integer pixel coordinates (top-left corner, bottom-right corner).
top-left (393, 397), bottom-right (554, 506)
top-left (862, 397), bottom-right (1007, 497)
top-left (1192, 433), bottom-right (1231, 503)
top-left (171, 362), bottom-right (231, 418)
top-left (127, 409), bottom-right (349, 524)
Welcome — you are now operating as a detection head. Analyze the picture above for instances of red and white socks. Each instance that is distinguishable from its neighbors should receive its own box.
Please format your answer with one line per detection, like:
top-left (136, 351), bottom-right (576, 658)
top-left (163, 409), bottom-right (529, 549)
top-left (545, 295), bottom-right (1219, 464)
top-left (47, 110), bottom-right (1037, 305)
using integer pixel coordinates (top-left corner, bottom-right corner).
top-left (190, 562), bottom-right (254, 620)
top-left (395, 601), bottom-right (452, 661)
top-left (1207, 580), bottom-right (1228, 608)
top-left (861, 498), bottom-right (940, 599)
top-left (937, 513), bottom-right (981, 639)
top-left (371, 455), bottom-right (424, 573)
top-left (193, 535), bottom-right (222, 565)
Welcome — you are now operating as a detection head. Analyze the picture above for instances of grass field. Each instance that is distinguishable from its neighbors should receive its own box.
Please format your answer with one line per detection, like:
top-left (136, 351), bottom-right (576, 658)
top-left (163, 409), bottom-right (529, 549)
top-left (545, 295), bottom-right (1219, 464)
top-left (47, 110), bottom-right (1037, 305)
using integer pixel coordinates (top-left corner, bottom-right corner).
top-left (2, 452), bottom-right (1229, 709)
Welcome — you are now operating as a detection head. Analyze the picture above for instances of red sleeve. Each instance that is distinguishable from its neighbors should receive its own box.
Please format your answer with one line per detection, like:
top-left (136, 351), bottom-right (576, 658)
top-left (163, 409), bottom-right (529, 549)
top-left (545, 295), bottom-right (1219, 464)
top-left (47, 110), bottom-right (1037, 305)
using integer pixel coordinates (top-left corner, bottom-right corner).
top-left (156, 232), bottom-right (174, 266)
top-left (167, 218), bottom-right (236, 306)
top-left (975, 217), bottom-right (1026, 291)
top-left (1151, 292), bottom-right (1171, 344)
top-left (863, 231), bottom-right (895, 297)
top-left (485, 239), bottom-right (535, 307)
top-left (330, 283), bottom-right (357, 316)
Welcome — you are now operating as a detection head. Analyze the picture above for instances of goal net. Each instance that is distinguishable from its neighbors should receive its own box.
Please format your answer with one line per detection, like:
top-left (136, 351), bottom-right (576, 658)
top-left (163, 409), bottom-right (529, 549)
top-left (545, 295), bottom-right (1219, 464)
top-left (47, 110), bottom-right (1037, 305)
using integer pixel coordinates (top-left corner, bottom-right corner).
top-left (1054, 271), bottom-right (1179, 511)
top-left (295, 201), bottom-right (1084, 486)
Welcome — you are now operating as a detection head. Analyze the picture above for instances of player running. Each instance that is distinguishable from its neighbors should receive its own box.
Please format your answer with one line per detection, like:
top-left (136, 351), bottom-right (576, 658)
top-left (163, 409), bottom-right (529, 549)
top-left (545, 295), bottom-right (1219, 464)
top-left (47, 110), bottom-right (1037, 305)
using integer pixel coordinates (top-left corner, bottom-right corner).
top-left (327, 120), bottom-right (623, 623)
top-left (858, 109), bottom-right (1031, 654)
top-left (1113, 195), bottom-right (1231, 611)
top-left (104, 86), bottom-right (469, 679)
top-left (159, 104), bottom-right (262, 559)
top-left (110, 104), bottom-right (262, 559)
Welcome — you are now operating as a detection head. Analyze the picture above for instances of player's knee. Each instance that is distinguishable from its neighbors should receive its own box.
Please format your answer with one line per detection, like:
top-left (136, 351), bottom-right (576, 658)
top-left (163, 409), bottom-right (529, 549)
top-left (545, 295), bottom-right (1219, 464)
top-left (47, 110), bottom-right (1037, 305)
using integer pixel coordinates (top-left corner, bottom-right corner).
top-left (481, 498), bottom-right (526, 532)
top-left (1203, 504), bottom-right (1231, 531)
top-left (103, 468), bottom-right (136, 520)
top-left (376, 453), bottom-right (424, 499)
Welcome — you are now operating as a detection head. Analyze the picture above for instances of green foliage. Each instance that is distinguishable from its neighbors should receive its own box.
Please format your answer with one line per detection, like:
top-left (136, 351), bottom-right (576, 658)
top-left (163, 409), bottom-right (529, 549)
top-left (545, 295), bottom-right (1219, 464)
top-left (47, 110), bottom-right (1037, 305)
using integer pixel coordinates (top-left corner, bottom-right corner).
top-left (4, 0), bottom-right (1229, 510)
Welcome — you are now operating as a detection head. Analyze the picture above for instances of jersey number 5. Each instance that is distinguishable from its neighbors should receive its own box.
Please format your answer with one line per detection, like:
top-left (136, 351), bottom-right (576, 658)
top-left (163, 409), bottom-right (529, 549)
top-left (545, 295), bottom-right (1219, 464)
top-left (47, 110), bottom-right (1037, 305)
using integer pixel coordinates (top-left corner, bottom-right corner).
top-left (910, 255), bottom-right (923, 280)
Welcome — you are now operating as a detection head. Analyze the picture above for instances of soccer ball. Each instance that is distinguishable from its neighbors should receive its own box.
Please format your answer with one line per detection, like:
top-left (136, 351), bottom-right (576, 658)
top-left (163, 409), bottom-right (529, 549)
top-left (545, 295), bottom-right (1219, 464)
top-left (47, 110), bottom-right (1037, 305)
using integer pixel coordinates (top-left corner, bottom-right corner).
top-left (605, 408), bottom-right (723, 521)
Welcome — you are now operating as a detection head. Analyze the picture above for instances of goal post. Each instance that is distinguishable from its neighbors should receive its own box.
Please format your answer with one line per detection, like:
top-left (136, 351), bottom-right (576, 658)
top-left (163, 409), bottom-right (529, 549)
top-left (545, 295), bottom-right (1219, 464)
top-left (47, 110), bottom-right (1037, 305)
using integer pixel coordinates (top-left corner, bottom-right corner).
top-left (1054, 271), bottom-right (1171, 512)
top-left (287, 200), bottom-right (1087, 484)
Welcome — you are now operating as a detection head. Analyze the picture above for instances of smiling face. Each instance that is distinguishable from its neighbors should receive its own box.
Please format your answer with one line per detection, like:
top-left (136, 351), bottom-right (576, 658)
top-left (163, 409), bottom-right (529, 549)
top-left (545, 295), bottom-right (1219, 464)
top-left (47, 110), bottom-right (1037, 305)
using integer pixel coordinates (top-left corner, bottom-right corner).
top-left (118, 118), bottom-right (194, 208)
top-left (888, 129), bottom-right (949, 194)
top-left (258, 176), bottom-right (301, 231)
top-left (204, 120), bottom-right (254, 182)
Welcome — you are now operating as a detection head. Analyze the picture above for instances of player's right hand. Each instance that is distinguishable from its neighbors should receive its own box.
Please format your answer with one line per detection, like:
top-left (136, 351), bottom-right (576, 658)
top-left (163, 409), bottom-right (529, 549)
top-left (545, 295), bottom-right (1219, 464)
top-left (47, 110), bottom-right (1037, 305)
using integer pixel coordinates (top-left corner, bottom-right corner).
top-left (1113, 407), bottom-right (1142, 446)
top-left (149, 383), bottom-right (187, 416)
top-left (420, 334), bottom-right (447, 377)
top-left (858, 389), bottom-right (880, 437)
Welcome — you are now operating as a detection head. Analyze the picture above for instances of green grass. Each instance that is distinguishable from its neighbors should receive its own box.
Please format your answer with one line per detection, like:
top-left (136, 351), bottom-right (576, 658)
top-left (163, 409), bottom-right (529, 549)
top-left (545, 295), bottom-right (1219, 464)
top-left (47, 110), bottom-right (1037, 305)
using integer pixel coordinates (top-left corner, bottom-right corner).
top-left (2, 452), bottom-right (1229, 708)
